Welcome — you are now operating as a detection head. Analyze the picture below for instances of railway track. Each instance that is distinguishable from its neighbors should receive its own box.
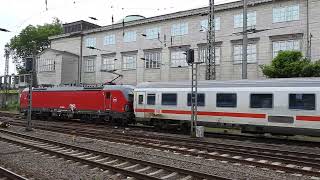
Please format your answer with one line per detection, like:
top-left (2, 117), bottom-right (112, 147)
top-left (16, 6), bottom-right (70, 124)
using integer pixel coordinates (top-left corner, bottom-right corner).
top-left (0, 166), bottom-right (28, 180)
top-left (3, 114), bottom-right (320, 177)
top-left (5, 120), bottom-right (320, 178)
top-left (2, 111), bottom-right (320, 148)
top-left (0, 129), bottom-right (228, 180)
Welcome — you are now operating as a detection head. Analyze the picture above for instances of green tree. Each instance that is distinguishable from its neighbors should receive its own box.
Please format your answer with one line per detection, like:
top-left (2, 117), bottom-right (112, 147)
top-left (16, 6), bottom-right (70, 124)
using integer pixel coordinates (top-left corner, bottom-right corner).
top-left (260, 51), bottom-right (315, 78)
top-left (8, 18), bottom-right (63, 74)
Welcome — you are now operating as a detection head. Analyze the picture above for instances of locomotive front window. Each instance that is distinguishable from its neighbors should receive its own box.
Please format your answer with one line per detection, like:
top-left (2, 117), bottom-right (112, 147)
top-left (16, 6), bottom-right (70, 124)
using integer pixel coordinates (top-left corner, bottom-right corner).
top-left (216, 93), bottom-right (237, 108)
top-left (250, 94), bottom-right (273, 108)
top-left (187, 93), bottom-right (205, 106)
top-left (162, 93), bottom-right (177, 106)
top-left (289, 94), bottom-right (315, 110)
top-left (128, 94), bottom-right (134, 102)
top-left (147, 94), bottom-right (156, 105)
top-left (138, 95), bottom-right (144, 105)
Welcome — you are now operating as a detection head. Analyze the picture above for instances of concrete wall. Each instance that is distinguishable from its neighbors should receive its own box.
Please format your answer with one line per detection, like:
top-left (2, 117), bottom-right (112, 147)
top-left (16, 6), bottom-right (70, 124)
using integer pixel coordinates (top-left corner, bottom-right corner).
top-left (61, 53), bottom-right (79, 85)
top-left (51, 37), bottom-right (81, 55)
top-left (37, 50), bottom-right (62, 85)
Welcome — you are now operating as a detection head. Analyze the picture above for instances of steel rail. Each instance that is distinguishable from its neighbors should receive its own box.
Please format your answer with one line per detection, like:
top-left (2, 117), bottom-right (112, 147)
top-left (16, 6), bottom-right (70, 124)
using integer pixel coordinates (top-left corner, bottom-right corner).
top-left (0, 166), bottom-right (28, 180)
top-left (0, 129), bottom-right (230, 180)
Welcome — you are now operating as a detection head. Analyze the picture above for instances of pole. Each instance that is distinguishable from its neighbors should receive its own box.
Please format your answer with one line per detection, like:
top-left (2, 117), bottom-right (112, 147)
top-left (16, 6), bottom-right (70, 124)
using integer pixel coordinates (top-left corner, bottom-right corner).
top-left (26, 72), bottom-right (33, 131)
top-left (310, 34), bottom-right (313, 58)
top-left (242, 0), bottom-right (248, 79)
top-left (206, 0), bottom-right (215, 80)
top-left (306, 0), bottom-right (310, 59)
top-left (3, 46), bottom-right (10, 108)
top-left (191, 63), bottom-right (195, 137)
top-left (78, 34), bottom-right (83, 86)
top-left (191, 63), bottom-right (200, 137)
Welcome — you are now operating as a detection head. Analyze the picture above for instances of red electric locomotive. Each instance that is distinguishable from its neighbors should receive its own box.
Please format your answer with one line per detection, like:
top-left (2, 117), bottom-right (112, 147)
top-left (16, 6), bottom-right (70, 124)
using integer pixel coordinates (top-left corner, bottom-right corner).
top-left (20, 85), bottom-right (135, 125)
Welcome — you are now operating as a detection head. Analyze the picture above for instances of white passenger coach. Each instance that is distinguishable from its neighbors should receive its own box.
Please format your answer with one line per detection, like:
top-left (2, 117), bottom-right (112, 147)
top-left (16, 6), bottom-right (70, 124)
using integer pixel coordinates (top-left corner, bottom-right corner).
top-left (134, 79), bottom-right (320, 136)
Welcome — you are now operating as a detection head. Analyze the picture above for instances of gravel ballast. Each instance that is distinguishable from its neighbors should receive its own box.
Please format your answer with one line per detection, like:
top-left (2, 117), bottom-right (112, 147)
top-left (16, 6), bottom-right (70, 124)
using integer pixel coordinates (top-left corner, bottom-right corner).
top-left (0, 125), bottom-right (314, 180)
top-left (0, 140), bottom-right (119, 180)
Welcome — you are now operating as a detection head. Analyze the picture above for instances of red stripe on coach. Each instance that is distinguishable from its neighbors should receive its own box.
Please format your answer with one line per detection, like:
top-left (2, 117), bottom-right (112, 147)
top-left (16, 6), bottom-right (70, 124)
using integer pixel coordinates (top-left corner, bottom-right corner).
top-left (296, 116), bottom-right (320, 122)
top-left (197, 111), bottom-right (266, 119)
top-left (135, 108), bottom-right (155, 113)
top-left (138, 109), bottom-right (265, 119)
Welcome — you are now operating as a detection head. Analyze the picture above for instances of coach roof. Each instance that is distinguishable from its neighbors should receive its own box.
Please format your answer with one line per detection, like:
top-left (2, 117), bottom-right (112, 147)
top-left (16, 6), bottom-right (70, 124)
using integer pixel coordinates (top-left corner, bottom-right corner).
top-left (136, 78), bottom-right (320, 89)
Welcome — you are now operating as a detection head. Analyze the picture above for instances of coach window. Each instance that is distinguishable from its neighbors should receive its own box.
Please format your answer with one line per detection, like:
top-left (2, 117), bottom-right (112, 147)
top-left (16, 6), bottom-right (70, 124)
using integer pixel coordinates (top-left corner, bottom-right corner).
top-left (138, 95), bottom-right (144, 105)
top-left (289, 94), bottom-right (316, 110)
top-left (250, 94), bottom-right (273, 108)
top-left (216, 93), bottom-right (237, 108)
top-left (147, 94), bottom-right (156, 105)
top-left (162, 93), bottom-right (177, 106)
top-left (187, 93), bottom-right (205, 106)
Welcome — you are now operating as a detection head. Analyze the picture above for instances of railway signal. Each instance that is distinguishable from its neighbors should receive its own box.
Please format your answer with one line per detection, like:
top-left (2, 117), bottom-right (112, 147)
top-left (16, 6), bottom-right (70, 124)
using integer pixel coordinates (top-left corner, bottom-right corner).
top-left (186, 49), bottom-right (195, 64)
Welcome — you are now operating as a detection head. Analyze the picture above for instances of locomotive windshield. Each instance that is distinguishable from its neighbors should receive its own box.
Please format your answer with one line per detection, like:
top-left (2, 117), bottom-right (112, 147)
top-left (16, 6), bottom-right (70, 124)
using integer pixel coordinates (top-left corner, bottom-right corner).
top-left (128, 93), bottom-right (134, 102)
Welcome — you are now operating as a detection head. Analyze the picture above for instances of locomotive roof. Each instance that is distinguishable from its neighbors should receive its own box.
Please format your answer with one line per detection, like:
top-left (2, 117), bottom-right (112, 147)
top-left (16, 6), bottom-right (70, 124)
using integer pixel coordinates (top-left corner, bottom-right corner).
top-left (136, 78), bottom-right (320, 89)
top-left (26, 85), bottom-right (134, 92)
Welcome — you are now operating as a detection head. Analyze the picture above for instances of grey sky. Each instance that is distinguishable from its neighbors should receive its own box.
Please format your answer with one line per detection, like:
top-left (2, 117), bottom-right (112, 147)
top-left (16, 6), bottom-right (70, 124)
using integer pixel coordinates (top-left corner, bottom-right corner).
top-left (0, 0), bottom-right (236, 75)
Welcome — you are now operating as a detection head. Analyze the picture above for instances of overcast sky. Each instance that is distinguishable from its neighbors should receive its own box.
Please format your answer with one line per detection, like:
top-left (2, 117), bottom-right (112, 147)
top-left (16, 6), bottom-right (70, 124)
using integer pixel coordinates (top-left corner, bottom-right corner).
top-left (0, 0), bottom-right (236, 75)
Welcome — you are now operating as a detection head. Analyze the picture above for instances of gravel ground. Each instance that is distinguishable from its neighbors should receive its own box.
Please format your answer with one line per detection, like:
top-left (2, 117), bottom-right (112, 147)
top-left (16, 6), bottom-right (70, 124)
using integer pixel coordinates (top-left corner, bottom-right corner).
top-left (0, 140), bottom-right (122, 180)
top-left (0, 125), bottom-right (314, 180)
top-left (137, 129), bottom-right (320, 155)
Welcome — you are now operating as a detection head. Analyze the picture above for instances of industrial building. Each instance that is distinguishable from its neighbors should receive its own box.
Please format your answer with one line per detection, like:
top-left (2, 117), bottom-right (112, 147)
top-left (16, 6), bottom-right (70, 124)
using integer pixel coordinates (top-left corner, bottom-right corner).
top-left (36, 0), bottom-right (318, 86)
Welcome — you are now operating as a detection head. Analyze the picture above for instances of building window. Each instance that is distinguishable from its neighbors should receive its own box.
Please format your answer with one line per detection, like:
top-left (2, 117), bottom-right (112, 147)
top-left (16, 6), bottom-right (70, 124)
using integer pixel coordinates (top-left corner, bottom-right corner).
top-left (187, 93), bottom-right (205, 106)
top-left (101, 56), bottom-right (115, 71)
top-left (84, 57), bottom-right (95, 72)
top-left (38, 59), bottom-right (55, 72)
top-left (233, 44), bottom-right (257, 64)
top-left (289, 94), bottom-right (315, 110)
top-left (162, 93), bottom-right (177, 106)
top-left (85, 37), bottom-right (96, 48)
top-left (104, 34), bottom-right (115, 45)
top-left (144, 51), bottom-right (161, 69)
top-left (145, 27), bottom-right (160, 40)
top-left (171, 23), bottom-right (188, 36)
top-left (200, 17), bottom-right (221, 31)
top-left (216, 93), bottom-right (237, 108)
top-left (171, 49), bottom-right (188, 67)
top-left (234, 12), bottom-right (256, 28)
top-left (122, 54), bottom-right (137, 70)
top-left (147, 94), bottom-right (156, 105)
top-left (123, 31), bottom-right (136, 42)
top-left (273, 5), bottom-right (299, 23)
top-left (272, 40), bottom-right (300, 57)
top-left (198, 45), bottom-right (221, 65)
top-left (250, 94), bottom-right (273, 108)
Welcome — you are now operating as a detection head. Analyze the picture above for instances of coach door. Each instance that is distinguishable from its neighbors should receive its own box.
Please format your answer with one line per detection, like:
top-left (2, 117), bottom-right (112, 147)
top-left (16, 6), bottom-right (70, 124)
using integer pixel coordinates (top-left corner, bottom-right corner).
top-left (105, 91), bottom-right (112, 111)
top-left (135, 91), bottom-right (146, 118)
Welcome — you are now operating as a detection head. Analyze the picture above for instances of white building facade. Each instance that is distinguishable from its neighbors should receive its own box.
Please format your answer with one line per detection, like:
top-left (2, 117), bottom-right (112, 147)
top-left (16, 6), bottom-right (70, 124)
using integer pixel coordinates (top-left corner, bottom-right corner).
top-left (37, 0), bottom-right (320, 86)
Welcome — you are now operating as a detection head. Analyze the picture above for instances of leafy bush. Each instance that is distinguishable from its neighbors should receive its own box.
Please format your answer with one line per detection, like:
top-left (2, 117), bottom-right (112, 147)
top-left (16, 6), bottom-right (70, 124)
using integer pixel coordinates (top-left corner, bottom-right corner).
top-left (1, 100), bottom-right (19, 112)
top-left (261, 51), bottom-right (320, 78)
